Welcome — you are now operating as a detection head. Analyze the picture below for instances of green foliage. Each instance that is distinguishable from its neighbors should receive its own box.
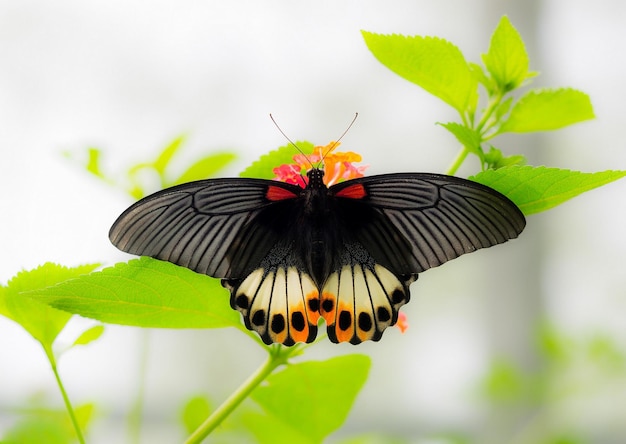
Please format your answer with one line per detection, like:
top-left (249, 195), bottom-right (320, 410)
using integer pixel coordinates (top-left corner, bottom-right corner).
top-left (500, 88), bottom-right (594, 133)
top-left (362, 32), bottom-right (478, 114)
top-left (470, 166), bottom-right (626, 215)
top-left (362, 16), bottom-right (597, 176)
top-left (249, 355), bottom-right (371, 443)
top-left (67, 135), bottom-right (238, 199)
top-left (481, 325), bottom-right (626, 443)
top-left (240, 140), bottom-right (314, 179)
top-left (181, 396), bottom-right (213, 434)
top-left (481, 15), bottom-right (536, 93)
top-left (0, 263), bottom-right (100, 351)
top-left (1, 403), bottom-right (94, 444)
top-left (27, 257), bottom-right (243, 331)
top-left (71, 325), bottom-right (105, 347)
top-left (0, 264), bottom-right (101, 443)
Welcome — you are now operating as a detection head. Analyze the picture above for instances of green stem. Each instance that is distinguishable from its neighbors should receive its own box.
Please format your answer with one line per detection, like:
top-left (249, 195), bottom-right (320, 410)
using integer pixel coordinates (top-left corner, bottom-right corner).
top-left (184, 345), bottom-right (294, 444)
top-left (445, 146), bottom-right (470, 176)
top-left (44, 346), bottom-right (86, 444)
top-left (128, 329), bottom-right (150, 444)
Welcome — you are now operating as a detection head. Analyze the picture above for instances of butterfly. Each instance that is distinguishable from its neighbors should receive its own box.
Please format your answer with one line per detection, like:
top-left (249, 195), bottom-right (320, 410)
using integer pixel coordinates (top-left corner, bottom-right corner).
top-left (109, 144), bottom-right (525, 346)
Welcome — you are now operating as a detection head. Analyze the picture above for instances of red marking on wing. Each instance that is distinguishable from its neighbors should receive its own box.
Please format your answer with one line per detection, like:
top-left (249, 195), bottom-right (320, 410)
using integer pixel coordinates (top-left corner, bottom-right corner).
top-left (266, 185), bottom-right (298, 201)
top-left (334, 183), bottom-right (367, 199)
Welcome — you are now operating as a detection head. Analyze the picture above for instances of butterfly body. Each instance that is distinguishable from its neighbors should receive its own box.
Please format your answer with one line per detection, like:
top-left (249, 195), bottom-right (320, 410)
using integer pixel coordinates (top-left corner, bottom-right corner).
top-left (110, 167), bottom-right (525, 345)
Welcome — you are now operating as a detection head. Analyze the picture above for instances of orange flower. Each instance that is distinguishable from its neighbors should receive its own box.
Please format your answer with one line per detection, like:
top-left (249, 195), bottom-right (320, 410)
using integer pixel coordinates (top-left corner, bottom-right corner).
top-left (273, 141), bottom-right (368, 186)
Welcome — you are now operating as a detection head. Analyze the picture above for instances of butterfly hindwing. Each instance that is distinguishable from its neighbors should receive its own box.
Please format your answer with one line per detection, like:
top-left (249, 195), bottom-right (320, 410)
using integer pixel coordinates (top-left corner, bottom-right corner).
top-left (317, 241), bottom-right (416, 344)
top-left (224, 264), bottom-right (320, 345)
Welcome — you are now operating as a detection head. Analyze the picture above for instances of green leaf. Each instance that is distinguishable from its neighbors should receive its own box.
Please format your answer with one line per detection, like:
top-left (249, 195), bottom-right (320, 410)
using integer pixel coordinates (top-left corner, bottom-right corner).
top-left (1, 416), bottom-right (69, 444)
top-left (243, 410), bottom-right (315, 444)
top-left (240, 141), bottom-right (313, 179)
top-left (153, 135), bottom-right (186, 174)
top-left (483, 146), bottom-right (526, 169)
top-left (251, 354), bottom-right (371, 443)
top-left (181, 396), bottom-right (212, 434)
top-left (470, 166), bottom-right (626, 215)
top-left (1, 403), bottom-right (95, 444)
top-left (362, 31), bottom-right (477, 113)
top-left (26, 257), bottom-right (242, 330)
top-left (72, 325), bottom-right (105, 347)
top-left (1, 263), bottom-right (100, 348)
top-left (482, 16), bottom-right (534, 92)
top-left (481, 359), bottom-right (526, 402)
top-left (86, 147), bottom-right (105, 178)
top-left (469, 62), bottom-right (495, 94)
top-left (439, 122), bottom-right (483, 158)
top-left (499, 88), bottom-right (594, 133)
top-left (173, 152), bottom-right (237, 185)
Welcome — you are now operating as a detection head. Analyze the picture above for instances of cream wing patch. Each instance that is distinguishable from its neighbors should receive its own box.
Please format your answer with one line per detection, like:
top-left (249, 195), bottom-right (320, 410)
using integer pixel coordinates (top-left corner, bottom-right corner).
top-left (321, 264), bottom-right (411, 344)
top-left (228, 267), bottom-right (319, 345)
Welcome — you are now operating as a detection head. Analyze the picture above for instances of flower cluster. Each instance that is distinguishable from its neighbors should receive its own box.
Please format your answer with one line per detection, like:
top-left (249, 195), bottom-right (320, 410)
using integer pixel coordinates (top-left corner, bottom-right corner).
top-left (273, 141), bottom-right (368, 187)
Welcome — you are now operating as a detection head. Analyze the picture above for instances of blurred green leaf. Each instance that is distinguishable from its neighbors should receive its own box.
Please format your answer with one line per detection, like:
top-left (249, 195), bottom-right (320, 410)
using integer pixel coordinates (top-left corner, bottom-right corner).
top-left (499, 88), bottom-right (594, 133)
top-left (1, 403), bottom-right (95, 444)
top-left (439, 122), bottom-right (483, 158)
top-left (362, 31), bottom-right (478, 113)
top-left (26, 257), bottom-right (242, 330)
top-left (482, 16), bottom-right (535, 92)
top-left (153, 135), bottom-right (186, 174)
top-left (470, 166), bottom-right (626, 215)
top-left (71, 325), bottom-right (105, 347)
top-left (173, 152), bottom-right (237, 184)
top-left (481, 359), bottom-right (526, 402)
top-left (85, 147), bottom-right (105, 178)
top-left (1, 416), bottom-right (69, 444)
top-left (240, 141), bottom-right (313, 179)
top-left (251, 354), bottom-right (370, 443)
top-left (337, 434), bottom-right (409, 444)
top-left (469, 62), bottom-right (494, 93)
top-left (181, 396), bottom-right (213, 434)
top-left (243, 410), bottom-right (315, 444)
top-left (483, 146), bottom-right (526, 169)
top-left (1, 263), bottom-right (100, 349)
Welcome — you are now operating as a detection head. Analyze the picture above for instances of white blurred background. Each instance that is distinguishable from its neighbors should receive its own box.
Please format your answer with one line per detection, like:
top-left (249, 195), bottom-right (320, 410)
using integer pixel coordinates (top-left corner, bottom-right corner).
top-left (1, 0), bottom-right (625, 443)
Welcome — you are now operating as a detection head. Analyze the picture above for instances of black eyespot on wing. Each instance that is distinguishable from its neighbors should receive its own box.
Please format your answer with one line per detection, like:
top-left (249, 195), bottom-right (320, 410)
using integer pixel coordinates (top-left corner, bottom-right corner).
top-left (251, 310), bottom-right (266, 326)
top-left (358, 312), bottom-right (373, 332)
top-left (291, 312), bottom-right (306, 332)
top-left (271, 314), bottom-right (286, 334)
top-left (338, 311), bottom-right (352, 331)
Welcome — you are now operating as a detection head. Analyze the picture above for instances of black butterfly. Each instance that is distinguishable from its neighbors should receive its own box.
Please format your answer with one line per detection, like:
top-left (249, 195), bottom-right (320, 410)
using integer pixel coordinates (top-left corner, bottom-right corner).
top-left (109, 164), bottom-right (525, 345)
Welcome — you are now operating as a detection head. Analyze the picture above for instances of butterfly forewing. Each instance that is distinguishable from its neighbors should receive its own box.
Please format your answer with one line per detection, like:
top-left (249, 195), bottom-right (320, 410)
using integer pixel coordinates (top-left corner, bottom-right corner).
top-left (109, 178), bottom-right (302, 278)
top-left (110, 170), bottom-right (525, 346)
top-left (329, 173), bottom-right (525, 274)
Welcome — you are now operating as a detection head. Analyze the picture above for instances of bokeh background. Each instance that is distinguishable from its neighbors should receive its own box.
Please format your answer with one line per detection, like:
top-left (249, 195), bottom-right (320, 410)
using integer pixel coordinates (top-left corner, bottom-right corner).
top-left (1, 0), bottom-right (626, 443)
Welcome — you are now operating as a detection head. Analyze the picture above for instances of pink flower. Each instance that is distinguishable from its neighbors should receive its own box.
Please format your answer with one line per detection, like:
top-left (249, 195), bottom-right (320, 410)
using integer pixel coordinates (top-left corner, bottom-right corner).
top-left (395, 311), bottom-right (409, 334)
top-left (273, 141), bottom-right (368, 186)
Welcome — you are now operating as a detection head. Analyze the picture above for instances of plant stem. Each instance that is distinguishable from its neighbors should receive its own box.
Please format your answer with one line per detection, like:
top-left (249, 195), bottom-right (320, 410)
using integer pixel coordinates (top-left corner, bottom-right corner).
top-left (184, 345), bottom-right (293, 444)
top-left (445, 146), bottom-right (470, 176)
top-left (44, 346), bottom-right (86, 444)
top-left (128, 329), bottom-right (150, 444)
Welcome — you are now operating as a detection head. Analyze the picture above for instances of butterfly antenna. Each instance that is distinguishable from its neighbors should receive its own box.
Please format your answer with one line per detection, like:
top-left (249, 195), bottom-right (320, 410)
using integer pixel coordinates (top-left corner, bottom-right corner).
top-left (320, 112), bottom-right (359, 163)
top-left (269, 114), bottom-right (314, 170)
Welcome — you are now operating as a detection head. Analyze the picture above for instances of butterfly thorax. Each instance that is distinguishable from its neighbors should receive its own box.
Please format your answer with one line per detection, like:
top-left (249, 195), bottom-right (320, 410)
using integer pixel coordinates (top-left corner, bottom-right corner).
top-left (299, 168), bottom-right (337, 286)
